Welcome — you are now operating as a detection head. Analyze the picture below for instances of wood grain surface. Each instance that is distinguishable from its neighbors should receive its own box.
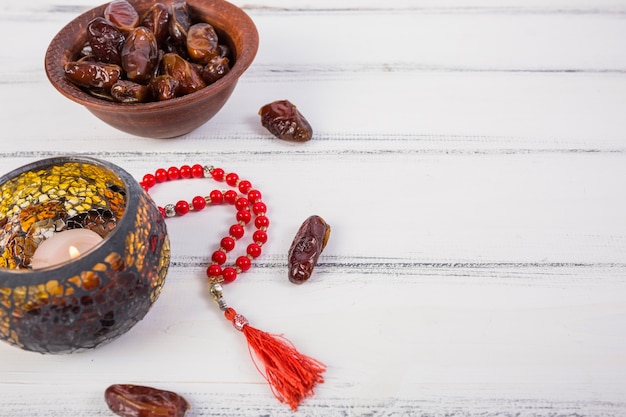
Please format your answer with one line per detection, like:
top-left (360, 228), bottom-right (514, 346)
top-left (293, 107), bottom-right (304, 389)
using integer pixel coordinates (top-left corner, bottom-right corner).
top-left (1, 1), bottom-right (626, 415)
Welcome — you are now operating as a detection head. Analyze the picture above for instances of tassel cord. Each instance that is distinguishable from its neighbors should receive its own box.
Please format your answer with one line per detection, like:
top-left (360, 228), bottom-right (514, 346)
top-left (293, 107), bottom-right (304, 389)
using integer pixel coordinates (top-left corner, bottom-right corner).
top-left (225, 307), bottom-right (326, 411)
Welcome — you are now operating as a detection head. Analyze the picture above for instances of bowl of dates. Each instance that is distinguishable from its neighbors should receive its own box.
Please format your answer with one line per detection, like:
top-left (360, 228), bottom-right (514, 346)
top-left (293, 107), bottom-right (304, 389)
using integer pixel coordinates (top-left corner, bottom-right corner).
top-left (44, 0), bottom-right (259, 138)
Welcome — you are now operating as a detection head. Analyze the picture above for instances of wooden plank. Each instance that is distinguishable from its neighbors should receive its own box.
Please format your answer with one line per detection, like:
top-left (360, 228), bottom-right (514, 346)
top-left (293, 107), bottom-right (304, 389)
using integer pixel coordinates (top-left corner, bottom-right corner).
top-left (18, 11), bottom-right (626, 70)
top-left (4, 4), bottom-right (626, 76)
top-left (2, 71), bottom-right (626, 147)
top-left (5, 0), bottom-right (626, 12)
top-left (2, 269), bottom-right (626, 414)
top-left (0, 149), bottom-right (624, 263)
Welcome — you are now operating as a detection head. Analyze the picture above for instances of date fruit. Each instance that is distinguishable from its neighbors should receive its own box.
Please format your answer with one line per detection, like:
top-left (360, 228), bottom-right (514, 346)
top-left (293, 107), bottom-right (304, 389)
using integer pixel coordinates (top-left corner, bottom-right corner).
top-left (87, 17), bottom-right (125, 65)
top-left (150, 75), bottom-right (179, 101)
top-left (186, 23), bottom-right (220, 65)
top-left (201, 55), bottom-right (230, 84)
top-left (140, 3), bottom-right (170, 44)
top-left (111, 80), bottom-right (150, 103)
top-left (104, 0), bottom-right (139, 34)
top-left (161, 52), bottom-right (206, 95)
top-left (104, 384), bottom-right (189, 417)
top-left (121, 26), bottom-right (159, 83)
top-left (259, 100), bottom-right (313, 142)
top-left (287, 215), bottom-right (330, 284)
top-left (168, 1), bottom-right (191, 43)
top-left (64, 61), bottom-right (122, 91)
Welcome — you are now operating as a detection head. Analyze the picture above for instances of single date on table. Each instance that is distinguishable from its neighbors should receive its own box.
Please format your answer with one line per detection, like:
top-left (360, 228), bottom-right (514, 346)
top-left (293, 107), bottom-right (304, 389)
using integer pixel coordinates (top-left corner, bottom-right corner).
top-left (259, 99), bottom-right (313, 142)
top-left (288, 215), bottom-right (331, 284)
top-left (105, 384), bottom-right (189, 417)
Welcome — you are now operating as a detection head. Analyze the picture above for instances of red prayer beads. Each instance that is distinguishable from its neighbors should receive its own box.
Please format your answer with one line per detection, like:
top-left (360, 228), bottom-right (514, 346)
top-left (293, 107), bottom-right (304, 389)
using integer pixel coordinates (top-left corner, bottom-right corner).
top-left (140, 164), bottom-right (268, 286)
top-left (141, 165), bottom-right (325, 411)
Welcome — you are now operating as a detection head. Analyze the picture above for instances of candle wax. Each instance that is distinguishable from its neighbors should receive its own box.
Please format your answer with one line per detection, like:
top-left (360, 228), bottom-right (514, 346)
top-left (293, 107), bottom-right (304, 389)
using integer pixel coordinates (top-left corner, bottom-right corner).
top-left (31, 228), bottom-right (104, 270)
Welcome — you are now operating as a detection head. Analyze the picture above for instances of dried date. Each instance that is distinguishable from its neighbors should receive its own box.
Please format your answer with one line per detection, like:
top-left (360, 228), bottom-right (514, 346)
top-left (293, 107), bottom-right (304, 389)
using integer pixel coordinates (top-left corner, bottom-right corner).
top-left (163, 36), bottom-right (190, 59)
top-left (64, 61), bottom-right (122, 91)
top-left (140, 3), bottom-right (170, 44)
top-left (121, 26), bottom-right (159, 83)
top-left (287, 215), bottom-right (330, 284)
top-left (111, 80), bottom-right (150, 103)
top-left (104, 0), bottom-right (139, 34)
top-left (259, 100), bottom-right (313, 142)
top-left (186, 23), bottom-right (220, 65)
top-left (87, 17), bottom-right (125, 65)
top-left (149, 75), bottom-right (179, 101)
top-left (168, 1), bottom-right (191, 43)
top-left (161, 53), bottom-right (206, 95)
top-left (104, 384), bottom-right (189, 417)
top-left (201, 56), bottom-right (230, 84)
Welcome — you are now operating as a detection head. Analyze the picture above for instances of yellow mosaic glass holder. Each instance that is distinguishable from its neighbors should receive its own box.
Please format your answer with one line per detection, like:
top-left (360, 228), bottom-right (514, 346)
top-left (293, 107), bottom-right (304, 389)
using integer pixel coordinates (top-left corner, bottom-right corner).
top-left (0, 156), bottom-right (170, 353)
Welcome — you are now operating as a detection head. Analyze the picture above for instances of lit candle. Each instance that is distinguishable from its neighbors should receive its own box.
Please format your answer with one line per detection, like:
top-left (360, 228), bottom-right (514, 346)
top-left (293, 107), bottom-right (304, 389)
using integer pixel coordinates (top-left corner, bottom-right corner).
top-left (31, 229), bottom-right (104, 270)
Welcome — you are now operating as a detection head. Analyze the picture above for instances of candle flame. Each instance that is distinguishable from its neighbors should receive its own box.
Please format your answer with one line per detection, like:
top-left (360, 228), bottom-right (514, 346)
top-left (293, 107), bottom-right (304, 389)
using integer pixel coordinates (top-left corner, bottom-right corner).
top-left (68, 245), bottom-right (81, 259)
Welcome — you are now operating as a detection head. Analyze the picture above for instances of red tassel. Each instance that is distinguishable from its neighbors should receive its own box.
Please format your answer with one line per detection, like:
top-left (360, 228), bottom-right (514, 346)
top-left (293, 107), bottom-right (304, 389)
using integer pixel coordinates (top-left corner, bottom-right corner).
top-left (224, 307), bottom-right (326, 411)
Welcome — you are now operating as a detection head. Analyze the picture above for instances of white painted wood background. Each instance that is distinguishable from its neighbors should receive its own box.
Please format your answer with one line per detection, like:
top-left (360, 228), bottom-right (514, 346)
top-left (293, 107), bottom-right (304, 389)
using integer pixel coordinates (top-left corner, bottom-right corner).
top-left (1, 0), bottom-right (626, 415)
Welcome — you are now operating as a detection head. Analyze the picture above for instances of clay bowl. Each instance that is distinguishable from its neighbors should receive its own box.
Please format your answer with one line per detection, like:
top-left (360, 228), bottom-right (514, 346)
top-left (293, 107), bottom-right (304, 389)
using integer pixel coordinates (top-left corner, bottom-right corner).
top-left (44, 0), bottom-right (258, 138)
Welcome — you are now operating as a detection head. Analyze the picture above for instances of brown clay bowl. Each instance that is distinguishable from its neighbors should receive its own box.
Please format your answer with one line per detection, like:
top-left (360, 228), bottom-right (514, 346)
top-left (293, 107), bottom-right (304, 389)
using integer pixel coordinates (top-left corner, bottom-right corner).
top-left (44, 0), bottom-right (258, 139)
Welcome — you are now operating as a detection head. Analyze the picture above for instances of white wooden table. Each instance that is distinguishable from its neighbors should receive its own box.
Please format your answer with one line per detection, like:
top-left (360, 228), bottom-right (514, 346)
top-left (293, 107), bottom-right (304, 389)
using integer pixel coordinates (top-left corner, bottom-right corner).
top-left (1, 0), bottom-right (626, 415)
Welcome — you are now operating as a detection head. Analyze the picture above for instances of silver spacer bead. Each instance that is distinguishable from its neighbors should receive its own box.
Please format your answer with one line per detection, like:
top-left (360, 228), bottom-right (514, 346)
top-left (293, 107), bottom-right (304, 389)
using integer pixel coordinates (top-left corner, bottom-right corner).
top-left (217, 298), bottom-right (228, 311)
top-left (210, 283), bottom-right (223, 301)
top-left (164, 204), bottom-right (176, 217)
top-left (203, 165), bottom-right (214, 178)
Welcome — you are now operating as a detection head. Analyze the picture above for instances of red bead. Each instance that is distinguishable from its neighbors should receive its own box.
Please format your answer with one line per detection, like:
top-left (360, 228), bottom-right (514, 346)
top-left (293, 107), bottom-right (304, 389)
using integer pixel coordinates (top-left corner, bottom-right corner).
top-left (209, 190), bottom-right (223, 205)
top-left (222, 267), bottom-right (237, 283)
top-left (211, 167), bottom-right (225, 181)
top-left (225, 172), bottom-right (239, 186)
top-left (158, 206), bottom-right (165, 217)
top-left (237, 210), bottom-right (251, 224)
top-left (191, 164), bottom-right (204, 178)
top-left (179, 165), bottom-right (192, 179)
top-left (155, 168), bottom-right (168, 183)
top-left (252, 202), bottom-right (267, 215)
top-left (142, 173), bottom-right (156, 188)
top-left (224, 190), bottom-right (238, 204)
top-left (192, 195), bottom-right (206, 211)
top-left (141, 183), bottom-right (150, 191)
top-left (175, 200), bottom-right (189, 215)
top-left (212, 250), bottom-right (227, 264)
top-left (238, 180), bottom-right (252, 194)
top-left (206, 264), bottom-right (222, 277)
top-left (235, 198), bottom-right (249, 211)
top-left (253, 230), bottom-right (268, 244)
top-left (247, 243), bottom-right (262, 258)
top-left (247, 189), bottom-right (262, 203)
top-left (229, 224), bottom-right (244, 239)
top-left (221, 236), bottom-right (235, 251)
top-left (254, 216), bottom-right (269, 229)
top-left (236, 256), bottom-right (251, 272)
top-left (167, 166), bottom-right (180, 180)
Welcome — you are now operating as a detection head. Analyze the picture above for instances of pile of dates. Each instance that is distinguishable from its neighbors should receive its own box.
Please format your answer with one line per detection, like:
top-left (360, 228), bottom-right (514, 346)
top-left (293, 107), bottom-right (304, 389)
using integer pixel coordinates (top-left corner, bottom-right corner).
top-left (64, 0), bottom-right (231, 103)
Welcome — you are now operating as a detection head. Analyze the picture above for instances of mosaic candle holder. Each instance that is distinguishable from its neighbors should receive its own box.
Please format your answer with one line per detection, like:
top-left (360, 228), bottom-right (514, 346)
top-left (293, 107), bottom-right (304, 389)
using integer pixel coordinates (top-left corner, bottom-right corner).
top-left (0, 156), bottom-right (170, 354)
